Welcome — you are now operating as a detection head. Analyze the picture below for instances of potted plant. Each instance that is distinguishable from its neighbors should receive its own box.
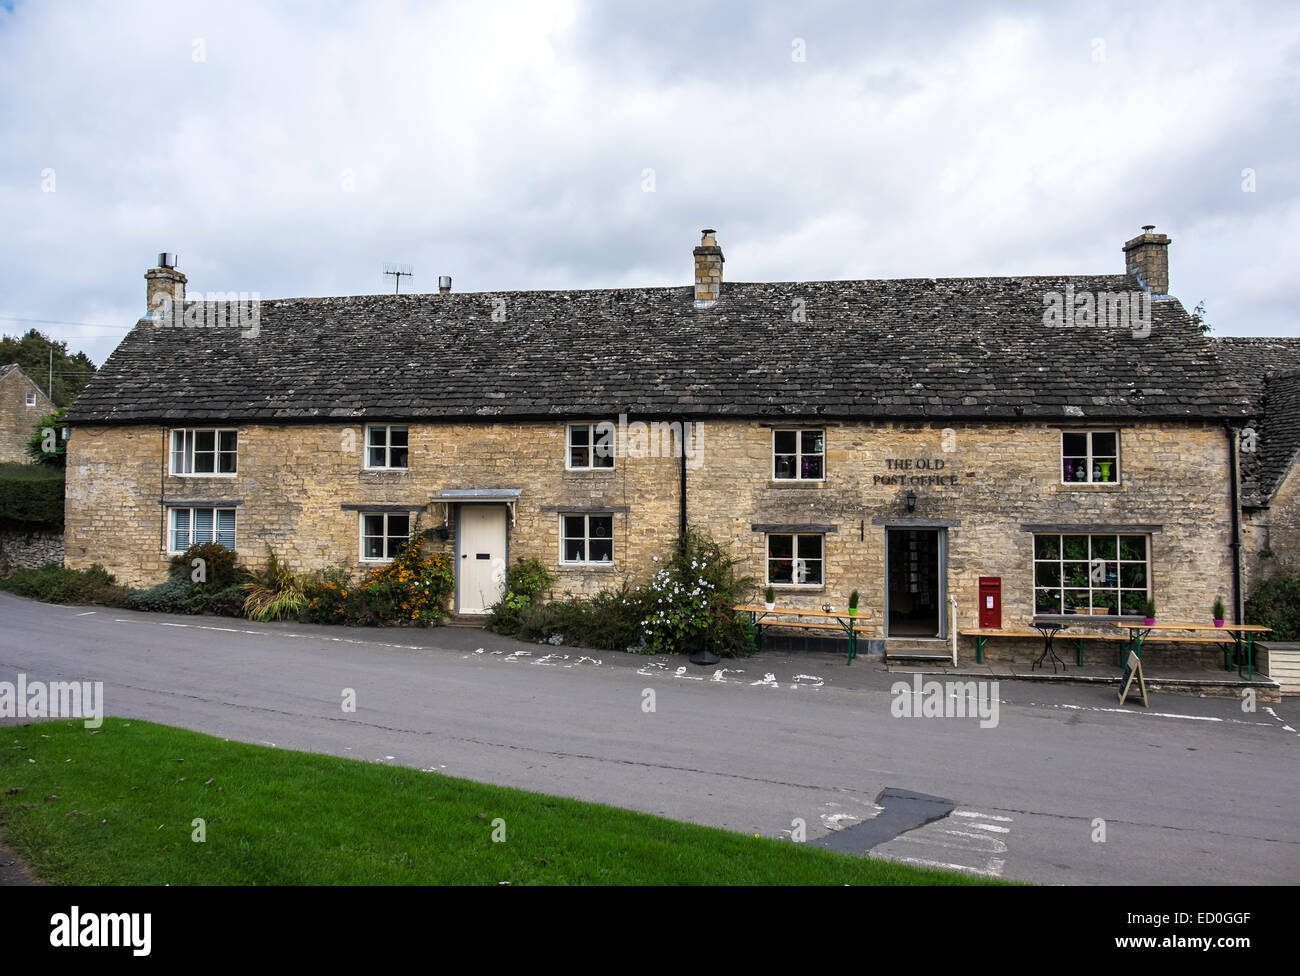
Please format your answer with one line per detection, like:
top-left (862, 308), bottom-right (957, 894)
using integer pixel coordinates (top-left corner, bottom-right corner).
top-left (1142, 598), bottom-right (1156, 627)
top-left (764, 586), bottom-right (776, 612)
top-left (1213, 596), bottom-right (1225, 627)
top-left (848, 590), bottom-right (859, 617)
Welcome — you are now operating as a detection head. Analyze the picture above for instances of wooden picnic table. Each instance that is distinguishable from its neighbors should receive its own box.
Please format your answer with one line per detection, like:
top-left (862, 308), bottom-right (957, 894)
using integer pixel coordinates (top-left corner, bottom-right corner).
top-left (733, 604), bottom-right (873, 664)
top-left (1110, 621), bottom-right (1272, 679)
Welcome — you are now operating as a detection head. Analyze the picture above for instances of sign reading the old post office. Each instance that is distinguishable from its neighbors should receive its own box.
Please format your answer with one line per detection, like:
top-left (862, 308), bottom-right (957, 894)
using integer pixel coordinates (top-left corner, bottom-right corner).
top-left (873, 458), bottom-right (958, 486)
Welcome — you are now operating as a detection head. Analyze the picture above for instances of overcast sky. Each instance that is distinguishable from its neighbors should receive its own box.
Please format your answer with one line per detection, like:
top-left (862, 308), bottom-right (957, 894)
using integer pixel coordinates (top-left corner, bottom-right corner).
top-left (1, 0), bottom-right (1297, 367)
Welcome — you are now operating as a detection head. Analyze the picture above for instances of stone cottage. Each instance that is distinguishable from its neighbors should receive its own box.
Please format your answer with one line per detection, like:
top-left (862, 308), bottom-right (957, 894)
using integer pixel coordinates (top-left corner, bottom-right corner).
top-left (0, 363), bottom-right (55, 463)
top-left (1215, 337), bottom-right (1300, 595)
top-left (65, 228), bottom-right (1282, 657)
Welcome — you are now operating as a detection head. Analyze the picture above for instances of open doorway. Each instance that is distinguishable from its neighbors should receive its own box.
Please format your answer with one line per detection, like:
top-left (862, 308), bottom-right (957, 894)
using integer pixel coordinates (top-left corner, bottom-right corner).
top-left (886, 528), bottom-right (945, 637)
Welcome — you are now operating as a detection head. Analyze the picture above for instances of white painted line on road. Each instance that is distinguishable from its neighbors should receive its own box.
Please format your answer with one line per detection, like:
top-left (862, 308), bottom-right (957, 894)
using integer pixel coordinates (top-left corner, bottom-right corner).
top-left (793, 674), bottom-right (825, 688)
top-left (891, 855), bottom-right (1003, 878)
top-left (750, 673), bottom-right (779, 687)
top-left (1033, 701), bottom-right (1278, 728)
top-left (954, 810), bottom-right (1013, 821)
top-left (964, 822), bottom-right (1010, 833)
top-left (1262, 706), bottom-right (1300, 737)
top-left (76, 611), bottom-right (96, 616)
top-left (932, 829), bottom-right (1008, 854)
top-left (160, 622), bottom-right (189, 628)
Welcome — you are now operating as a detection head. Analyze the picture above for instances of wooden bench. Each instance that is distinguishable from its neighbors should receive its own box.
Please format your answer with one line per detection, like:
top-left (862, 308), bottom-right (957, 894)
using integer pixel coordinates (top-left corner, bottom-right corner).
top-left (961, 627), bottom-right (1140, 666)
top-left (734, 605), bottom-right (873, 663)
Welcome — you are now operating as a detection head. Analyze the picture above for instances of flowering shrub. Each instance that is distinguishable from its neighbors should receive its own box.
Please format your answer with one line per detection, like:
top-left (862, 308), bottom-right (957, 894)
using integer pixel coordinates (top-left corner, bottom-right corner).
top-left (300, 566), bottom-right (353, 624)
top-left (351, 534), bottom-right (454, 627)
top-left (636, 531), bottom-right (755, 657)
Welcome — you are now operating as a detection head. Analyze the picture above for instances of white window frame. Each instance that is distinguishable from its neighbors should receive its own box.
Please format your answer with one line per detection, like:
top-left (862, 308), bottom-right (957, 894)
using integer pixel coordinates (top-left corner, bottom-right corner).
top-left (170, 428), bottom-right (238, 476)
top-left (772, 428), bottom-right (826, 481)
top-left (766, 533), bottom-right (825, 586)
top-left (359, 511), bottom-right (413, 562)
top-left (1060, 430), bottom-right (1120, 485)
top-left (560, 513), bottom-right (615, 565)
top-left (25, 392), bottom-right (37, 406)
top-left (566, 423), bottom-right (615, 470)
top-left (364, 425), bottom-right (410, 470)
top-left (168, 507), bottom-right (236, 554)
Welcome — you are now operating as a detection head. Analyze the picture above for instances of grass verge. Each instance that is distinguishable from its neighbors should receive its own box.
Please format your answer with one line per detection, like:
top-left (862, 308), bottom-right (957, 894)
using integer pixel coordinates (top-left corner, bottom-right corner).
top-left (0, 719), bottom-right (999, 885)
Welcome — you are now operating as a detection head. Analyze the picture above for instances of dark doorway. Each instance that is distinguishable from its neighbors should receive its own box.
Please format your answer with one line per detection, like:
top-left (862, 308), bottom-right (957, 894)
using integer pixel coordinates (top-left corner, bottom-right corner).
top-left (886, 528), bottom-right (943, 637)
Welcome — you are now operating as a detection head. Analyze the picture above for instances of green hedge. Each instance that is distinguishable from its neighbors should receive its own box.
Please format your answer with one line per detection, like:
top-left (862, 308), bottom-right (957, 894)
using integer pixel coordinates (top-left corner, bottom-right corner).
top-left (1246, 571), bottom-right (1300, 641)
top-left (0, 463), bottom-right (64, 527)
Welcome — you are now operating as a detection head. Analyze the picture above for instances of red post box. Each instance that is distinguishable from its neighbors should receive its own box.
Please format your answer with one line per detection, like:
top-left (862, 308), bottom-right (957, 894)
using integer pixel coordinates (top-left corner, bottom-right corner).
top-left (978, 577), bottom-right (1001, 629)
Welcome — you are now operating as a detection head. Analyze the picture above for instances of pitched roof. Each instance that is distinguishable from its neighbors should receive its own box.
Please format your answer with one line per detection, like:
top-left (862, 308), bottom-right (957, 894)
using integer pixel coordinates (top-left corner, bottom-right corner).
top-left (1216, 338), bottom-right (1300, 505)
top-left (68, 275), bottom-right (1250, 426)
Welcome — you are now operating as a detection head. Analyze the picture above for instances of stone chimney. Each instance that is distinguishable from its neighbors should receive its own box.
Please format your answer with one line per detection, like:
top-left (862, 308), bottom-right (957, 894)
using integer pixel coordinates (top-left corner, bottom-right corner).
top-left (1122, 225), bottom-right (1171, 296)
top-left (693, 229), bottom-right (724, 308)
top-left (145, 253), bottom-right (186, 319)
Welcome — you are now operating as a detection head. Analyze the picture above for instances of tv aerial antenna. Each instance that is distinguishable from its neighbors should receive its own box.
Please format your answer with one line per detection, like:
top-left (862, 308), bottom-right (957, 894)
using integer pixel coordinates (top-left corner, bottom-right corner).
top-left (383, 263), bottom-right (414, 294)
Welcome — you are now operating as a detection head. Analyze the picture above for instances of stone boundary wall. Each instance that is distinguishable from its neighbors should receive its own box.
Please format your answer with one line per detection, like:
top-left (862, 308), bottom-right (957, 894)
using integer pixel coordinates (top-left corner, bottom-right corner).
top-left (0, 526), bottom-right (64, 574)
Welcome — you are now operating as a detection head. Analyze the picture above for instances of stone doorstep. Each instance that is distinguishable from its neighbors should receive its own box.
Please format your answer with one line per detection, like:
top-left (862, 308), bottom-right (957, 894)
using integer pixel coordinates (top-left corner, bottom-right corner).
top-left (894, 667), bottom-right (1282, 702)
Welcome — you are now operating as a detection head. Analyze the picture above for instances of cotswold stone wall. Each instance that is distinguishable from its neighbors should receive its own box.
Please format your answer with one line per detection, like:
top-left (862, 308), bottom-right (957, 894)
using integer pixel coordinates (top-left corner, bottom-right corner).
top-left (66, 419), bottom-right (1236, 650)
top-left (686, 420), bottom-right (1235, 638)
top-left (65, 422), bottom-right (682, 593)
top-left (1243, 460), bottom-right (1300, 594)
top-left (0, 369), bottom-right (54, 464)
top-left (0, 526), bottom-right (64, 574)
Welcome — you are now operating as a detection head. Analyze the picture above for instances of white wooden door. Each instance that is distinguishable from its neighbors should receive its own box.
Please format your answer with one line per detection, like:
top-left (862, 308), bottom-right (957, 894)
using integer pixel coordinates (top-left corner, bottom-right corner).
top-left (458, 506), bottom-right (507, 614)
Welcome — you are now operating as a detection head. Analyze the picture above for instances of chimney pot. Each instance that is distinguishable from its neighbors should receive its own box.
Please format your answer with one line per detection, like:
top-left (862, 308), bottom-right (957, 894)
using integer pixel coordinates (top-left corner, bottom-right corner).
top-left (438, 275), bottom-right (452, 295)
top-left (1122, 226), bottom-right (1171, 296)
top-left (144, 253), bottom-right (187, 321)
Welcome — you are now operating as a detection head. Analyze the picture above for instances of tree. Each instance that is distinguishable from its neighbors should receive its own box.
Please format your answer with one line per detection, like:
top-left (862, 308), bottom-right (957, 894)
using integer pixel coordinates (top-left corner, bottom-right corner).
top-left (1190, 300), bottom-right (1212, 335)
top-left (0, 329), bottom-right (98, 408)
top-left (25, 408), bottom-right (68, 467)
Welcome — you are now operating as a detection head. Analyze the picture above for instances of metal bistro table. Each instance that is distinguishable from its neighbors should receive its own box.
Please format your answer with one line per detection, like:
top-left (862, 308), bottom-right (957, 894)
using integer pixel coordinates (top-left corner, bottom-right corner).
top-left (1111, 621), bottom-right (1273, 680)
top-left (733, 605), bottom-right (871, 664)
top-left (1030, 619), bottom-right (1069, 673)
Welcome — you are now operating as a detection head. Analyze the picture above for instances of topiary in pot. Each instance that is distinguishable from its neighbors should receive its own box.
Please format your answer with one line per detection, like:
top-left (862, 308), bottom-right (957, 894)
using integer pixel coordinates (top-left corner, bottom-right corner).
top-left (1213, 596), bottom-right (1225, 627)
top-left (764, 586), bottom-right (776, 611)
top-left (848, 589), bottom-right (860, 616)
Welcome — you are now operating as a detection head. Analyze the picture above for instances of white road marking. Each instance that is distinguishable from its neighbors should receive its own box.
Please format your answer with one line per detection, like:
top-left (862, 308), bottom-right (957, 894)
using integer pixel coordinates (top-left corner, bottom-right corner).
top-left (75, 611), bottom-right (96, 616)
top-left (954, 810), bottom-right (1013, 821)
top-left (1032, 701), bottom-right (1278, 728)
top-left (750, 672), bottom-right (779, 688)
top-left (892, 855), bottom-right (1003, 878)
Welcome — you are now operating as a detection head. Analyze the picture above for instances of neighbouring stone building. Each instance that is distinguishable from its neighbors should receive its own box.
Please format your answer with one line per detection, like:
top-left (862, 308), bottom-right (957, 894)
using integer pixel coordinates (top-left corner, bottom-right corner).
top-left (1215, 337), bottom-right (1300, 595)
top-left (0, 363), bottom-right (54, 463)
top-left (65, 228), bottom-right (1294, 659)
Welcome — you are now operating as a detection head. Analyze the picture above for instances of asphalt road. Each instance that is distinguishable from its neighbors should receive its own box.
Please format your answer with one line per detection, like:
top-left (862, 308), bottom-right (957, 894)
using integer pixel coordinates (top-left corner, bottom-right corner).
top-left (1, 591), bottom-right (1297, 885)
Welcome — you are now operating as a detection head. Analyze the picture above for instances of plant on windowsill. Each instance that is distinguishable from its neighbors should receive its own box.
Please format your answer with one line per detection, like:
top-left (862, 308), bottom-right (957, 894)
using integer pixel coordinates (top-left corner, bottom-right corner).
top-left (1143, 598), bottom-right (1156, 627)
top-left (1213, 596), bottom-right (1225, 627)
top-left (848, 590), bottom-right (859, 616)
top-left (764, 586), bottom-right (776, 611)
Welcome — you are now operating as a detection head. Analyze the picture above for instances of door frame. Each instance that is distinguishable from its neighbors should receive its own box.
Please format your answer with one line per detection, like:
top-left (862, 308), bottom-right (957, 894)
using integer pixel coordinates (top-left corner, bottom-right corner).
top-left (883, 526), bottom-right (948, 639)
top-left (454, 503), bottom-right (509, 614)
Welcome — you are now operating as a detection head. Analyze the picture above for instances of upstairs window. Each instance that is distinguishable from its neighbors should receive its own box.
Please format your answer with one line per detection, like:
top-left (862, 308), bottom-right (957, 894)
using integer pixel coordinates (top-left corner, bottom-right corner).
top-left (169, 507), bottom-right (236, 553)
top-left (1062, 431), bottom-right (1118, 484)
top-left (171, 429), bottom-right (237, 475)
top-left (366, 426), bottom-right (409, 469)
top-left (773, 429), bottom-right (824, 480)
top-left (561, 514), bottom-right (614, 563)
top-left (567, 424), bottom-right (614, 470)
top-left (25, 393), bottom-right (37, 406)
